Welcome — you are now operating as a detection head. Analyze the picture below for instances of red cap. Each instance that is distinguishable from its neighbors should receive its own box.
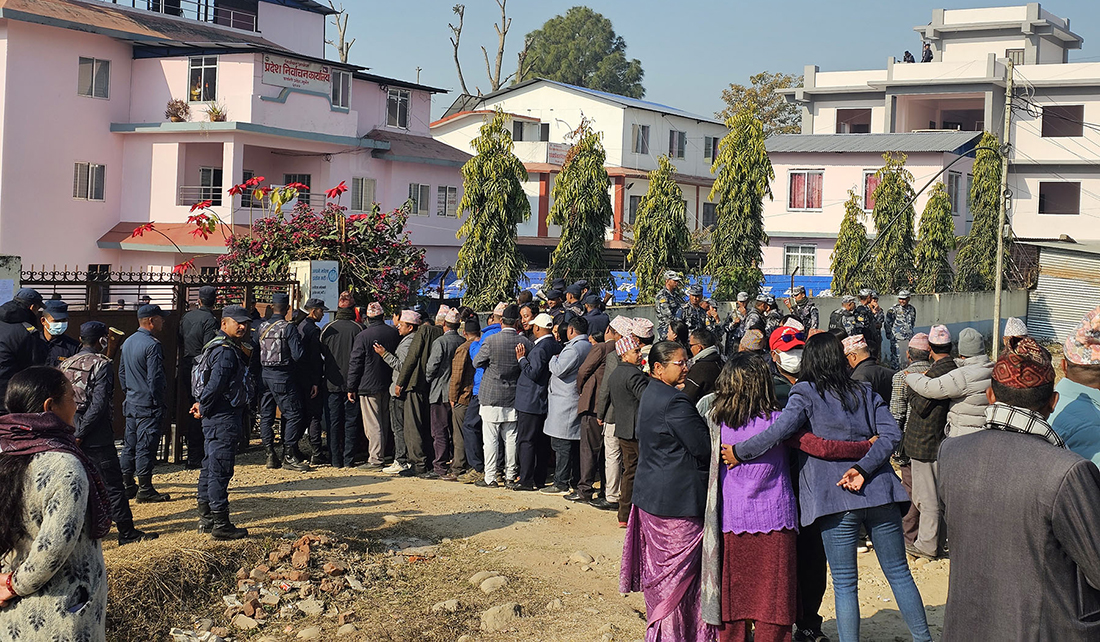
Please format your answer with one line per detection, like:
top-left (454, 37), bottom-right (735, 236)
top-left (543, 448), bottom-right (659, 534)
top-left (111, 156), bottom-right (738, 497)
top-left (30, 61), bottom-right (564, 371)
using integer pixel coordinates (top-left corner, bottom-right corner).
top-left (769, 325), bottom-right (805, 352)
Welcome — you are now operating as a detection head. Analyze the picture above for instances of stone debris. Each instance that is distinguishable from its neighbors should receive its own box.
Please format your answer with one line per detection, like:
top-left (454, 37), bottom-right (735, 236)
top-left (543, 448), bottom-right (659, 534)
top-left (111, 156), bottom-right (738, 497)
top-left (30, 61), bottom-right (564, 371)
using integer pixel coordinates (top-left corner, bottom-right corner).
top-left (297, 598), bottom-right (324, 618)
top-left (336, 623), bottom-right (358, 636)
top-left (231, 613), bottom-right (259, 630)
top-left (468, 570), bottom-right (500, 586)
top-left (570, 550), bottom-right (595, 565)
top-left (480, 602), bottom-right (523, 632)
top-left (323, 560), bottom-right (347, 576)
top-left (296, 624), bottom-right (322, 640)
top-left (480, 575), bottom-right (508, 594)
top-left (431, 599), bottom-right (460, 613)
top-left (546, 598), bottom-right (564, 612)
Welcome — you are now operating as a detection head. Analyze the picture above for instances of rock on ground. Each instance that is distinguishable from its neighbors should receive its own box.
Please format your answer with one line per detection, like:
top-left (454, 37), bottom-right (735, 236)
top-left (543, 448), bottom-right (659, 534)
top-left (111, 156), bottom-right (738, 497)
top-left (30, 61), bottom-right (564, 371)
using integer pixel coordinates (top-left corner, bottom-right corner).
top-left (481, 602), bottom-right (523, 632)
top-left (431, 599), bottom-right (461, 613)
top-left (468, 570), bottom-right (500, 586)
top-left (480, 575), bottom-right (508, 594)
top-left (571, 550), bottom-right (595, 564)
top-left (296, 624), bottom-right (322, 640)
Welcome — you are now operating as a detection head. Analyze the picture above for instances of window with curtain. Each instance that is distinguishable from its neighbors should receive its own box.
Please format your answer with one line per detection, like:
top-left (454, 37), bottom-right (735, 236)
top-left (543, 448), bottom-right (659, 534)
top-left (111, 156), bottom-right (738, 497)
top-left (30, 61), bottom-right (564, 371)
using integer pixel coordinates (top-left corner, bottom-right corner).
top-left (436, 185), bottom-right (458, 217)
top-left (73, 162), bottom-right (106, 201)
top-left (789, 171), bottom-right (823, 210)
top-left (669, 130), bottom-right (686, 159)
top-left (189, 56), bottom-right (217, 102)
top-left (200, 167), bottom-right (223, 205)
top-left (784, 244), bottom-right (817, 275)
top-left (408, 183), bottom-right (430, 216)
top-left (350, 177), bottom-right (376, 211)
top-left (387, 89), bottom-right (410, 128)
top-left (947, 171), bottom-right (962, 214)
top-left (628, 195), bottom-right (642, 225)
top-left (702, 202), bottom-right (717, 227)
top-left (631, 124), bottom-right (650, 154)
top-left (863, 171), bottom-right (881, 211)
top-left (78, 57), bottom-right (110, 99)
top-left (331, 70), bottom-right (351, 109)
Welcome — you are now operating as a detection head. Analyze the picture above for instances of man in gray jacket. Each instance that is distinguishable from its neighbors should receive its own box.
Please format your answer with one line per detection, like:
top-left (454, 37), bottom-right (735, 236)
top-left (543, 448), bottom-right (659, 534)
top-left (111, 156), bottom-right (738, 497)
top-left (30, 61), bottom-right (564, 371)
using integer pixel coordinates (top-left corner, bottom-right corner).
top-left (424, 308), bottom-right (465, 477)
top-left (472, 305), bottom-right (531, 488)
top-left (905, 327), bottom-right (993, 438)
top-left (541, 316), bottom-right (591, 497)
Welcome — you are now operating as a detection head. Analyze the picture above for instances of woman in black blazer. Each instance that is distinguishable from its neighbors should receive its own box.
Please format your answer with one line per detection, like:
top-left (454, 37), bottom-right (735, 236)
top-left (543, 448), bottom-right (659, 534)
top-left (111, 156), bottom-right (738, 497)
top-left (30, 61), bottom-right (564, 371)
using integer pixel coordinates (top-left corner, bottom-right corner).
top-left (619, 341), bottom-right (714, 641)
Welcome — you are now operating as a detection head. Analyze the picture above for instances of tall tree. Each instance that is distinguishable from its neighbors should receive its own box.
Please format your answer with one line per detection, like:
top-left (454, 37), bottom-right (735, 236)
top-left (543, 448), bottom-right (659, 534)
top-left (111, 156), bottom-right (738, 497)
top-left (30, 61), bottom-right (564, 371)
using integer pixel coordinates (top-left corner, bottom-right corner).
top-left (517, 7), bottom-right (645, 98)
top-left (547, 118), bottom-right (613, 290)
top-left (831, 189), bottom-right (870, 295)
top-left (629, 156), bottom-right (691, 304)
top-left (454, 109), bottom-right (530, 309)
top-left (717, 72), bottom-right (802, 138)
top-left (326, 2), bottom-right (355, 63)
top-left (914, 182), bottom-right (956, 293)
top-left (706, 108), bottom-right (772, 300)
top-left (448, 4), bottom-right (470, 95)
top-left (449, 1), bottom-right (521, 95)
top-left (869, 153), bottom-right (916, 293)
top-left (954, 131), bottom-right (1003, 291)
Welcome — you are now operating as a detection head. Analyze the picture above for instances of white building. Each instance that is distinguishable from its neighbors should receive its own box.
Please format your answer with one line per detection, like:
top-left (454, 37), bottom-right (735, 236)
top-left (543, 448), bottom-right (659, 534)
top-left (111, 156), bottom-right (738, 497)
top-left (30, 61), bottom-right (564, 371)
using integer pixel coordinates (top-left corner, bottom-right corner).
top-left (432, 79), bottom-right (729, 267)
top-left (769, 3), bottom-right (1098, 279)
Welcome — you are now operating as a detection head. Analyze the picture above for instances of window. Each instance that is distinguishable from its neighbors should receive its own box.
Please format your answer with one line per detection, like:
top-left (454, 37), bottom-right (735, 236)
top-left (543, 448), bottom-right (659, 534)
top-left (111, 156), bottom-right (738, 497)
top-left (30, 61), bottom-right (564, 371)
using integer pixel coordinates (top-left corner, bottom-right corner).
top-left (1005, 48), bottom-right (1025, 66)
top-left (189, 56), bottom-right (217, 102)
top-left (668, 130), bottom-right (686, 159)
top-left (72, 162), bottom-right (105, 201)
top-left (965, 174), bottom-right (974, 228)
top-left (628, 195), bottom-right (642, 225)
top-left (331, 70), bottom-right (351, 109)
top-left (836, 109), bottom-right (872, 134)
top-left (77, 57), bottom-right (110, 99)
top-left (863, 171), bottom-right (881, 211)
top-left (946, 171), bottom-right (962, 214)
top-left (1038, 182), bottom-right (1081, 215)
top-left (1042, 105), bottom-right (1084, 137)
top-left (200, 167), bottom-right (223, 205)
top-left (703, 136), bottom-right (721, 161)
top-left (350, 177), bottom-right (376, 211)
top-left (789, 170), bottom-right (823, 210)
top-left (702, 202), bottom-right (717, 228)
top-left (408, 183), bottom-right (430, 216)
top-left (283, 174), bottom-right (311, 201)
top-left (539, 123), bottom-right (550, 142)
top-left (240, 170), bottom-right (255, 207)
top-left (437, 185), bottom-right (458, 217)
top-left (387, 89), bottom-right (410, 128)
top-left (784, 244), bottom-right (817, 276)
top-left (631, 124), bottom-right (649, 154)
top-left (512, 121), bottom-right (524, 142)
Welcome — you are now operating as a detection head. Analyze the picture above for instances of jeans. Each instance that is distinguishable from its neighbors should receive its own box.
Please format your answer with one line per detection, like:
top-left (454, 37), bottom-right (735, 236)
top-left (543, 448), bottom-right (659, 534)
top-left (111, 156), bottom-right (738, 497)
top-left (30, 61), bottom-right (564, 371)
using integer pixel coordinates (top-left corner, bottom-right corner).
top-left (818, 505), bottom-right (932, 642)
top-left (325, 392), bottom-right (360, 467)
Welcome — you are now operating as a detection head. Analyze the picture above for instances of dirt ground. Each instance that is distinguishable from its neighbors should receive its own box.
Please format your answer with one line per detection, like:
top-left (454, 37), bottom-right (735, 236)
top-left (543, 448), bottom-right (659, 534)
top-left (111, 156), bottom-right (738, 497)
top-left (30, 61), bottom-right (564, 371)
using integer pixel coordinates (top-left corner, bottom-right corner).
top-left (105, 446), bottom-right (949, 642)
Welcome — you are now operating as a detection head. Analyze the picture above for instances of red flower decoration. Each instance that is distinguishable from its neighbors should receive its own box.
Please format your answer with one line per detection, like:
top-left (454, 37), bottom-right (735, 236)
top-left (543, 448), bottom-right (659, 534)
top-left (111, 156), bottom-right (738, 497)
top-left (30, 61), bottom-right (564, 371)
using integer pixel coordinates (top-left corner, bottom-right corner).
top-left (189, 227), bottom-right (210, 240)
top-left (131, 222), bottom-right (156, 238)
top-left (325, 181), bottom-right (348, 199)
top-left (245, 175), bottom-right (265, 188)
top-left (172, 258), bottom-right (196, 274)
top-left (228, 184), bottom-right (243, 196)
top-left (190, 200), bottom-right (212, 213)
top-left (285, 182), bottom-right (310, 191)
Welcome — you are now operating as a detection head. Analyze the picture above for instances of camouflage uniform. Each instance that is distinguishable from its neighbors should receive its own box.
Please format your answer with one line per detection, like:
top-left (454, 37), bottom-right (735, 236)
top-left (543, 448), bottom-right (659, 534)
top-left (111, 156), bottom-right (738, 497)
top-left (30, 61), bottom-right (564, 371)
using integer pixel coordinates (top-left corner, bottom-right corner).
top-left (681, 303), bottom-right (707, 332)
top-left (885, 303), bottom-right (918, 368)
top-left (829, 307), bottom-right (857, 336)
top-left (853, 304), bottom-right (882, 356)
top-left (764, 310), bottom-right (783, 342)
top-left (654, 287), bottom-right (683, 339)
top-left (790, 299), bottom-right (820, 330)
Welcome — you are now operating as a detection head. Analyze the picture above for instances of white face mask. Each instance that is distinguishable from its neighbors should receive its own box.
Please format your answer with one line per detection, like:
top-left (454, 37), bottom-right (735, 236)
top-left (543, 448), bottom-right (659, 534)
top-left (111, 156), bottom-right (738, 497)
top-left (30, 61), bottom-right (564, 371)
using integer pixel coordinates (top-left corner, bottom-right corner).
top-left (47, 320), bottom-right (68, 336)
top-left (777, 349), bottom-right (803, 374)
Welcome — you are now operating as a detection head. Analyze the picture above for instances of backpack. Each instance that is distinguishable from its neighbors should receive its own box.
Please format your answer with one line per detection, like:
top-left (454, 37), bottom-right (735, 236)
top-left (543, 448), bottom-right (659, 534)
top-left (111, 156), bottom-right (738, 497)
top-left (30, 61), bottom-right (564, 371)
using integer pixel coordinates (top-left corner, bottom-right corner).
top-left (191, 335), bottom-right (235, 400)
top-left (259, 319), bottom-right (291, 367)
top-left (60, 352), bottom-right (110, 413)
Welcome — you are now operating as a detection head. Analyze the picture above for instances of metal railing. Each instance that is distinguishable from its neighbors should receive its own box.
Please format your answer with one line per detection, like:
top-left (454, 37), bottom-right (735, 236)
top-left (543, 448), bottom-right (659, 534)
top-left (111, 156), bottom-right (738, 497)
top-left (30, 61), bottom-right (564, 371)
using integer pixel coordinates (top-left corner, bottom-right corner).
top-left (178, 185), bottom-right (329, 208)
top-left (101, 0), bottom-right (258, 32)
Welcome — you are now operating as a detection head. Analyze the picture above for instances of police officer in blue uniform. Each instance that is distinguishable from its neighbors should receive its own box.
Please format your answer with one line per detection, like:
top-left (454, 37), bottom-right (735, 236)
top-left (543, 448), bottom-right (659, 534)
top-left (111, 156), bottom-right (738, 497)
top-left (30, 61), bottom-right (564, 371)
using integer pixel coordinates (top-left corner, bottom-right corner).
top-left (298, 298), bottom-right (328, 465)
top-left (39, 299), bottom-right (79, 366)
top-left (119, 303), bottom-right (172, 502)
top-left (191, 305), bottom-right (253, 540)
top-left (258, 293), bottom-right (310, 471)
top-left (180, 285), bottom-right (218, 468)
top-left (0, 288), bottom-right (46, 410)
top-left (582, 294), bottom-right (610, 339)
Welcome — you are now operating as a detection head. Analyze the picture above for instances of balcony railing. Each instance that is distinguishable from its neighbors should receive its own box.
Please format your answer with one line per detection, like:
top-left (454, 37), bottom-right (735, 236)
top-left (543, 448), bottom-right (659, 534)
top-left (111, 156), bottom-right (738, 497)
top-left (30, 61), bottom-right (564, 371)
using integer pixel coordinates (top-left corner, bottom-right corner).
top-left (101, 0), bottom-right (258, 32)
top-left (178, 186), bottom-right (329, 208)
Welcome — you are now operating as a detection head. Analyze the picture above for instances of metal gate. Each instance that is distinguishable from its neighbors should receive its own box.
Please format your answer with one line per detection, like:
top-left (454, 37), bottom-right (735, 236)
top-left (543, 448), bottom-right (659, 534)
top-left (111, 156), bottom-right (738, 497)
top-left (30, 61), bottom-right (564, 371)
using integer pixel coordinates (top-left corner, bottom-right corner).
top-left (20, 268), bottom-right (299, 462)
top-left (1027, 245), bottom-right (1100, 341)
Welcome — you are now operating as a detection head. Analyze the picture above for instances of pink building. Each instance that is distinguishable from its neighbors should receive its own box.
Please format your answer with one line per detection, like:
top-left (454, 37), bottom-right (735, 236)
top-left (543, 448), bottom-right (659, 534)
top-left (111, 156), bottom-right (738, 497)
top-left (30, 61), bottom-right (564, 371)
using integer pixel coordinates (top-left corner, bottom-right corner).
top-left (0, 0), bottom-right (469, 274)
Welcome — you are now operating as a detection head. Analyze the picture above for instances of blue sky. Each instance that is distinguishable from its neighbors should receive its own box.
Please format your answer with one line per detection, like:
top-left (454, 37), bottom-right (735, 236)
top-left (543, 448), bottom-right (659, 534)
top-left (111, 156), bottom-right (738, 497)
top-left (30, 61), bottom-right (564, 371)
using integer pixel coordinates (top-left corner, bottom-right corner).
top-left (335, 1), bottom-right (1100, 120)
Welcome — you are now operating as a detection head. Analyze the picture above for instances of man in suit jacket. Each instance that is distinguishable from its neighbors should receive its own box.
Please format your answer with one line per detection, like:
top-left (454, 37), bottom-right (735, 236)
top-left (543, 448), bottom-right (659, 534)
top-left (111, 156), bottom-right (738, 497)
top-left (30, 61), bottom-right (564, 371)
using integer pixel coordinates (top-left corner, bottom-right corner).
top-left (424, 308), bottom-right (465, 476)
top-left (472, 305), bottom-right (532, 487)
top-left (576, 322), bottom-right (618, 508)
top-left (445, 318), bottom-right (481, 482)
top-left (396, 309), bottom-right (444, 477)
top-left (541, 316), bottom-right (592, 495)
top-left (346, 302), bottom-right (400, 470)
top-left (604, 335), bottom-right (649, 526)
top-left (514, 313), bottom-right (562, 491)
top-left (940, 337), bottom-right (1100, 640)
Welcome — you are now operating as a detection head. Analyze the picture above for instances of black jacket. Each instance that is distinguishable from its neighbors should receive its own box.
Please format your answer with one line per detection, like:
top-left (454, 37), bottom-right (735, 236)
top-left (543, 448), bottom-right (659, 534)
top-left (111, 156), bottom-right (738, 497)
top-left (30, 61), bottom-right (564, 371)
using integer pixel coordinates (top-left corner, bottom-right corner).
top-left (41, 332), bottom-right (80, 367)
top-left (180, 306), bottom-right (218, 359)
top-left (682, 348), bottom-right (722, 403)
top-left (607, 362), bottom-right (649, 440)
top-left (298, 317), bottom-right (324, 388)
top-left (851, 357), bottom-right (895, 405)
top-left (320, 313), bottom-right (363, 393)
top-left (515, 335), bottom-right (561, 415)
top-left (633, 378), bottom-right (711, 518)
top-left (71, 348), bottom-right (114, 448)
top-left (347, 319), bottom-right (400, 395)
top-left (0, 301), bottom-right (44, 411)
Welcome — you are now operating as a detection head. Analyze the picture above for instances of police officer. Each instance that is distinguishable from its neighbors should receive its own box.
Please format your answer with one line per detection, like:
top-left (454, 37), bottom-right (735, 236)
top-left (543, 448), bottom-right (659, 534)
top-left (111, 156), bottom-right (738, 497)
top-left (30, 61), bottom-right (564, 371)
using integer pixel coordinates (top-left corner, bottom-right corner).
top-left (191, 305), bottom-right (253, 540)
top-left (682, 284), bottom-right (707, 332)
top-left (180, 285), bottom-right (218, 468)
top-left (0, 288), bottom-right (46, 410)
top-left (298, 297), bottom-right (328, 465)
top-left (854, 288), bottom-right (882, 356)
top-left (885, 290), bottom-right (918, 368)
top-left (746, 294), bottom-right (767, 337)
top-left (258, 293), bottom-right (309, 471)
top-left (786, 285), bottom-right (820, 330)
top-left (654, 270), bottom-right (684, 339)
top-left (119, 303), bottom-right (172, 502)
top-left (829, 295), bottom-right (858, 336)
top-left (582, 294), bottom-right (610, 339)
top-left (762, 294), bottom-right (783, 342)
top-left (544, 290), bottom-right (565, 323)
top-left (563, 284), bottom-right (585, 317)
top-left (62, 321), bottom-right (159, 545)
top-left (39, 299), bottom-right (80, 366)
top-left (722, 292), bottom-right (751, 357)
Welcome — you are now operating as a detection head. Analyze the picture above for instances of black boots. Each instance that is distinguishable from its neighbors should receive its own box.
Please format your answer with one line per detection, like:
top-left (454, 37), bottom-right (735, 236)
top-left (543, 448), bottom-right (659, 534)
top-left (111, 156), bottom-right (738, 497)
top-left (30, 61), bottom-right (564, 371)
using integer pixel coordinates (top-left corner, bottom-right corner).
top-left (197, 500), bottom-right (214, 533)
top-left (117, 519), bottom-right (159, 545)
top-left (210, 511), bottom-right (249, 540)
top-left (282, 446), bottom-right (310, 472)
top-left (124, 476), bottom-right (138, 500)
top-left (265, 445), bottom-right (281, 469)
top-left (135, 475), bottom-right (171, 503)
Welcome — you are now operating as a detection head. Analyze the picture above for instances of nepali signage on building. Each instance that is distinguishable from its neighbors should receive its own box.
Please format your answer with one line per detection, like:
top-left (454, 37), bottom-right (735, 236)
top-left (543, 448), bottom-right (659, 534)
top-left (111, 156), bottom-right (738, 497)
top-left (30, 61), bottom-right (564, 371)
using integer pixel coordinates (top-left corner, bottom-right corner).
top-left (547, 143), bottom-right (570, 166)
top-left (262, 54), bottom-right (332, 94)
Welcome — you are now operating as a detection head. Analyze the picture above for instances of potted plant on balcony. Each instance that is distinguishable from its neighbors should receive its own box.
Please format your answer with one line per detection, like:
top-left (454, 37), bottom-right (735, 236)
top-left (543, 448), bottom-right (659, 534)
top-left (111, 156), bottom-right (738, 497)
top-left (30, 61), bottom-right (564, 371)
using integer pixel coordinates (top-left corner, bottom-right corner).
top-left (205, 101), bottom-right (229, 122)
top-left (165, 99), bottom-right (190, 122)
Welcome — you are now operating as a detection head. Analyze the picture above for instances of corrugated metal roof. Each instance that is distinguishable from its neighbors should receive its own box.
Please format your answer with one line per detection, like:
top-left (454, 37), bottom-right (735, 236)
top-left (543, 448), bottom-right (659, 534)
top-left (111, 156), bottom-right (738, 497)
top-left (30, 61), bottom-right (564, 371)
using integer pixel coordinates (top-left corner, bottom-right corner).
top-left (1018, 240), bottom-right (1100, 256)
top-left (766, 131), bottom-right (983, 154)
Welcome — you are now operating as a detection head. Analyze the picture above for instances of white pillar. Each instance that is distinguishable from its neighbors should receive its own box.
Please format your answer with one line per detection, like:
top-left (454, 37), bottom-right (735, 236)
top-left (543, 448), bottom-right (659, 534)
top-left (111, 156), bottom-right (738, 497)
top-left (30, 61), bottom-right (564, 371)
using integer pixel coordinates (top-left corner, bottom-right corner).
top-left (221, 138), bottom-right (244, 226)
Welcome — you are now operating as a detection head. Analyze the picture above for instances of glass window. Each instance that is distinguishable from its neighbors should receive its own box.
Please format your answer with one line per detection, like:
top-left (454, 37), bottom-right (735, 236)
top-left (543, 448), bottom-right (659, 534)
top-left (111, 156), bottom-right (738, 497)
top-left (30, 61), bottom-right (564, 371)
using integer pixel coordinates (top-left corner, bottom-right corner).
top-left (863, 171), bottom-right (881, 211)
top-left (331, 70), bottom-right (351, 109)
top-left (240, 170), bottom-right (255, 207)
top-left (784, 244), bottom-right (816, 276)
top-left (200, 167), bottom-right (223, 206)
top-left (436, 185), bottom-right (459, 217)
top-left (632, 125), bottom-right (650, 154)
top-left (512, 121), bottom-right (524, 142)
top-left (78, 57), bottom-right (110, 98)
top-left (1042, 105), bottom-right (1084, 137)
top-left (627, 195), bottom-right (642, 225)
top-left (789, 171), bottom-right (824, 210)
top-left (539, 123), bottom-right (550, 142)
top-left (387, 89), bottom-right (410, 128)
top-left (702, 202), bottom-right (717, 228)
top-left (351, 177), bottom-right (376, 211)
top-left (189, 56), bottom-right (218, 102)
top-left (946, 171), bottom-right (962, 214)
top-left (1005, 48), bottom-right (1025, 66)
top-left (408, 183), bottom-right (430, 216)
top-left (1038, 182), bottom-right (1081, 215)
top-left (73, 162), bottom-right (106, 201)
top-left (703, 136), bottom-right (720, 160)
top-left (668, 130), bottom-right (686, 159)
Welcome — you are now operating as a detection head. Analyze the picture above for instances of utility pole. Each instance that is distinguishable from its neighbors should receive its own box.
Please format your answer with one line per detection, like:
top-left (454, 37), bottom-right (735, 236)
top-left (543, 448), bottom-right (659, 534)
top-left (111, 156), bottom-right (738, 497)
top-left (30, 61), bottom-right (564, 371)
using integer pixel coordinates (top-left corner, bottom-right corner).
top-left (992, 59), bottom-right (1013, 359)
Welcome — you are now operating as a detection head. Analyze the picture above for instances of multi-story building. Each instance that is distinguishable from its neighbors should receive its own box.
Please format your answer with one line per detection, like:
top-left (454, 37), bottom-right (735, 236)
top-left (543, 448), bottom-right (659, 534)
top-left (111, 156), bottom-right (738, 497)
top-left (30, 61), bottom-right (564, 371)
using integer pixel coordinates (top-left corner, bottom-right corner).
top-left (764, 3), bottom-right (1097, 281)
top-left (0, 0), bottom-right (469, 272)
top-left (431, 78), bottom-right (729, 267)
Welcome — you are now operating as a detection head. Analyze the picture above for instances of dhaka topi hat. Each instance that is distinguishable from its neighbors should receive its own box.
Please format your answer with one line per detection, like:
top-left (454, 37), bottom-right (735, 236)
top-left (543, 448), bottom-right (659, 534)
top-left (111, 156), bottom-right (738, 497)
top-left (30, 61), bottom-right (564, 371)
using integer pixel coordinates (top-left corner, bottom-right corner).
top-left (492, 302), bottom-right (508, 317)
top-left (43, 300), bottom-right (68, 320)
top-left (632, 318), bottom-right (654, 339)
top-left (435, 304), bottom-right (452, 320)
top-left (740, 329), bottom-right (765, 352)
top-left (80, 321), bottom-right (108, 342)
top-left (929, 325), bottom-right (952, 345)
top-left (609, 316), bottom-right (634, 337)
top-left (687, 284), bottom-right (704, 297)
top-left (993, 336), bottom-right (1055, 388)
top-left (842, 334), bottom-right (868, 355)
top-left (1064, 305), bottom-right (1100, 366)
top-left (222, 304), bottom-right (252, 324)
top-left (783, 317), bottom-right (805, 332)
top-left (399, 310), bottom-right (421, 325)
top-left (770, 325), bottom-right (805, 352)
top-left (464, 318), bottom-right (481, 334)
top-left (616, 335), bottom-right (640, 357)
top-left (1004, 317), bottom-right (1028, 338)
top-left (909, 333), bottom-right (930, 352)
top-left (531, 313), bottom-right (554, 329)
top-left (365, 302), bottom-right (384, 318)
top-left (444, 308), bottom-right (461, 325)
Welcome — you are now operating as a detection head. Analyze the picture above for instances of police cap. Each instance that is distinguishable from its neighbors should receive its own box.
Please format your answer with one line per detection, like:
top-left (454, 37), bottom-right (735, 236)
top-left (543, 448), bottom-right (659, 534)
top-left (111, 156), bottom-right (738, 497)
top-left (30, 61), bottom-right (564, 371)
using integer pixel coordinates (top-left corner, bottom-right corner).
top-left (80, 321), bottom-right (108, 342)
top-left (14, 288), bottom-right (42, 306)
top-left (687, 284), bottom-right (704, 297)
top-left (222, 304), bottom-right (252, 323)
top-left (43, 300), bottom-right (69, 320)
top-left (304, 297), bottom-right (326, 311)
top-left (137, 304), bottom-right (167, 319)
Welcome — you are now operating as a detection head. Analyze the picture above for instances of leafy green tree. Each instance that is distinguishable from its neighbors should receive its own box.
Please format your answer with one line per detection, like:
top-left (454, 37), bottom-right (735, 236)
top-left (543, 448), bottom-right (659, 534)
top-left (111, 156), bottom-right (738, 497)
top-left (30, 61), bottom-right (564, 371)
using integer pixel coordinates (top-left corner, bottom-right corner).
top-left (517, 7), bottom-right (644, 98)
top-left (547, 118), bottom-right (613, 290)
top-left (831, 189), bottom-right (869, 295)
top-left (717, 72), bottom-right (802, 138)
top-left (629, 155), bottom-right (690, 303)
top-left (454, 109), bottom-right (530, 309)
top-left (869, 153), bottom-right (916, 293)
top-left (914, 182), bottom-right (956, 293)
top-left (954, 132), bottom-right (1002, 291)
top-left (706, 108), bottom-right (772, 300)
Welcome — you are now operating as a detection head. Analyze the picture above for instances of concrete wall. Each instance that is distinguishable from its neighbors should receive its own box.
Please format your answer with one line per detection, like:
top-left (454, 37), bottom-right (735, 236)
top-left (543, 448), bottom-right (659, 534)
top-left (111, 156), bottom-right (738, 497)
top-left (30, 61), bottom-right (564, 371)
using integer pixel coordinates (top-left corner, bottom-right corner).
top-left (257, 3), bottom-right (326, 59)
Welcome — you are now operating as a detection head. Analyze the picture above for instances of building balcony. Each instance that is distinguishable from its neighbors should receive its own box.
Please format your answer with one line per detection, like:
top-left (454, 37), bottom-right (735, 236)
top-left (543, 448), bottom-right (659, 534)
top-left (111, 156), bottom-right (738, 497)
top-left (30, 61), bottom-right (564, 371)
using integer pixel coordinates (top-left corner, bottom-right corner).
top-left (98, 0), bottom-right (259, 32)
top-left (177, 185), bottom-right (328, 208)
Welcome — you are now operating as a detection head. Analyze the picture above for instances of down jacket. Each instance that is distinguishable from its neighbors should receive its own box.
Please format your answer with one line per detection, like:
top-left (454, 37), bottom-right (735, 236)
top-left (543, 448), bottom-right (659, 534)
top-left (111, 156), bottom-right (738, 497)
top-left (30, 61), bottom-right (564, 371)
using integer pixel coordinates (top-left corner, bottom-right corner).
top-left (905, 354), bottom-right (993, 438)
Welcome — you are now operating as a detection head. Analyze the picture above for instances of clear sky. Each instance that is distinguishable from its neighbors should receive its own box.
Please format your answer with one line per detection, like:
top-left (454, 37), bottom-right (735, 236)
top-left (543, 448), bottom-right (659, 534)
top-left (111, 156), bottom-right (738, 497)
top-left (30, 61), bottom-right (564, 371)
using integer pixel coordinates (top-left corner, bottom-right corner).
top-left (335, 1), bottom-right (1100, 120)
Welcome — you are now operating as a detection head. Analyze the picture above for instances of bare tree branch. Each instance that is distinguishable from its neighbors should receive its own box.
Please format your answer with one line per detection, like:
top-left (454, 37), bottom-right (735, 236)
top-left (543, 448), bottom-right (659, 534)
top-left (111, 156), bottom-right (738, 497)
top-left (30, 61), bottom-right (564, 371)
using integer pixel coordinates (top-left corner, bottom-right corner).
top-left (327, 1), bottom-right (354, 63)
top-left (448, 4), bottom-right (470, 95)
top-left (488, 0), bottom-right (510, 91)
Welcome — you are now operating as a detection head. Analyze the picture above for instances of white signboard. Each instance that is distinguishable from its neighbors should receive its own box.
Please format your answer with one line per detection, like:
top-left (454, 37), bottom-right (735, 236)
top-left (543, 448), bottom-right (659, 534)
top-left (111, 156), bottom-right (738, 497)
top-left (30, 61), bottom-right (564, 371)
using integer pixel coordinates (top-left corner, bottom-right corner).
top-left (547, 143), bottom-right (570, 166)
top-left (262, 54), bottom-right (332, 94)
top-left (289, 260), bottom-right (340, 316)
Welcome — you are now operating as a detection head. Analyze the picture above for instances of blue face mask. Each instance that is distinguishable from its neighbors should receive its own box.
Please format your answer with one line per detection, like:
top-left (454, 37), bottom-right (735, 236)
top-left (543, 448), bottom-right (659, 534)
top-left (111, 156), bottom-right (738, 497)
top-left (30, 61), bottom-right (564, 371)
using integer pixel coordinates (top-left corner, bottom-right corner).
top-left (47, 321), bottom-right (68, 336)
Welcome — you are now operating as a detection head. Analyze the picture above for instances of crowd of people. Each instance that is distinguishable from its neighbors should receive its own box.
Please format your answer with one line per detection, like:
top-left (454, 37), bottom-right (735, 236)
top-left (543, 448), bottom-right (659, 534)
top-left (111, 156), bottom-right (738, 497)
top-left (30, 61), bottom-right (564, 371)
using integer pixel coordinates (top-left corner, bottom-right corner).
top-left (1, 276), bottom-right (1100, 641)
